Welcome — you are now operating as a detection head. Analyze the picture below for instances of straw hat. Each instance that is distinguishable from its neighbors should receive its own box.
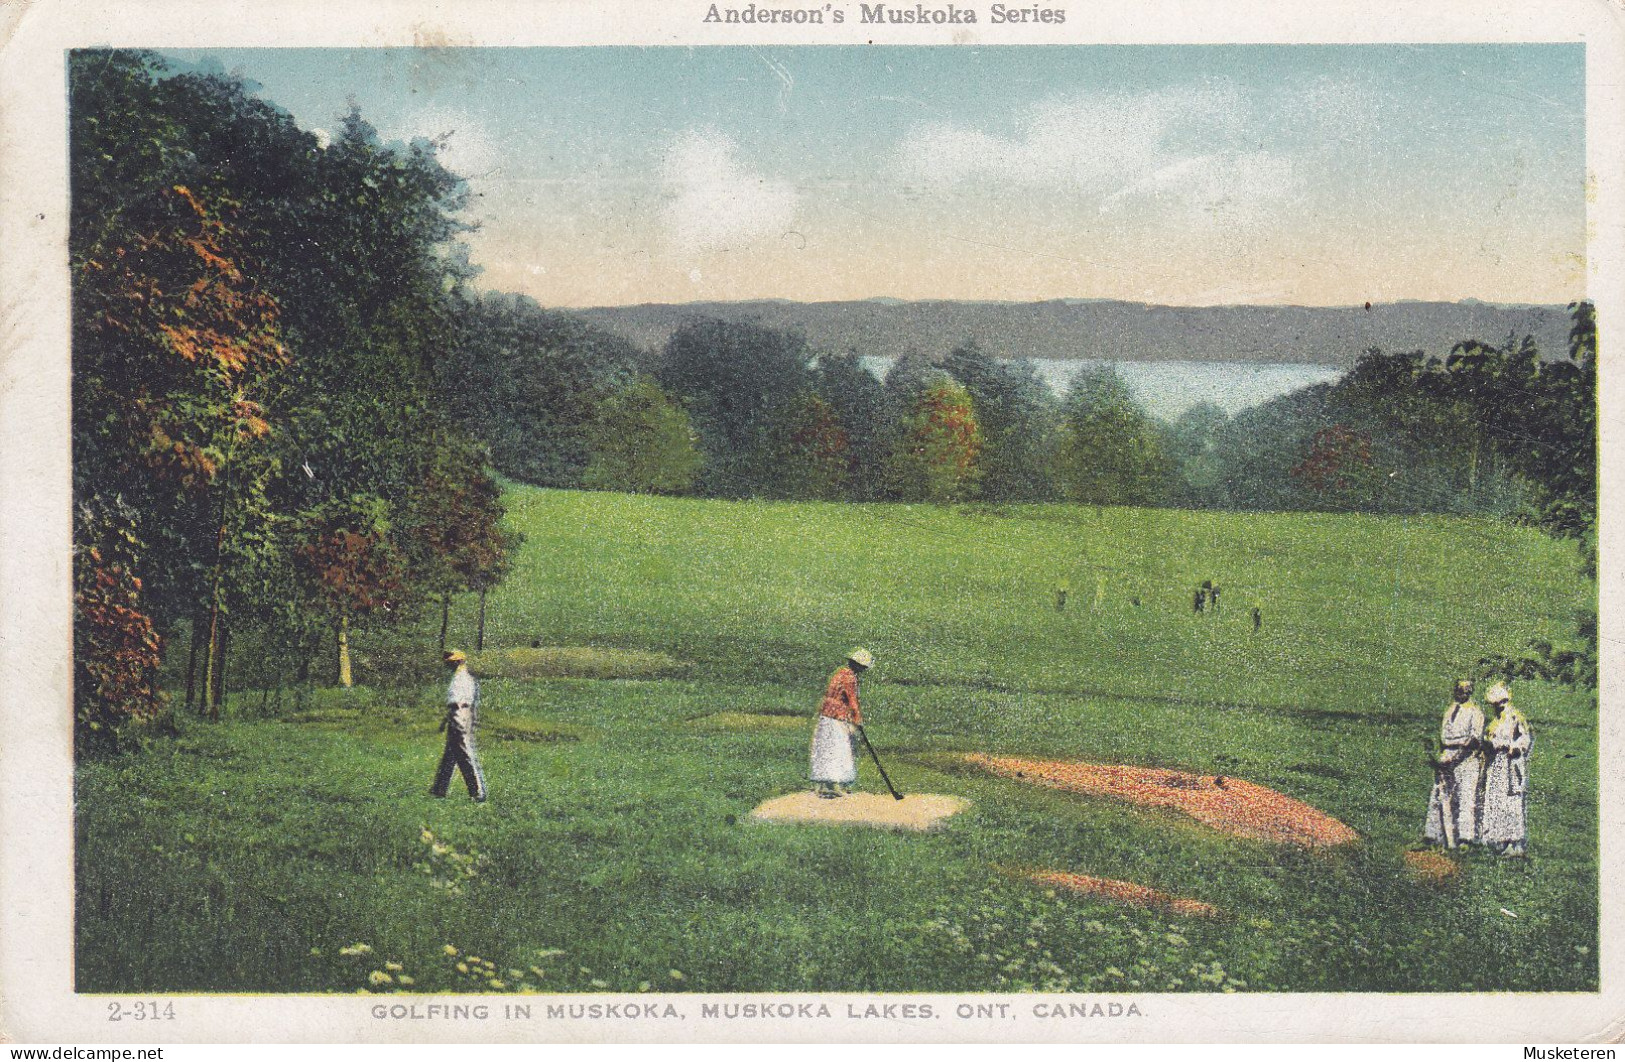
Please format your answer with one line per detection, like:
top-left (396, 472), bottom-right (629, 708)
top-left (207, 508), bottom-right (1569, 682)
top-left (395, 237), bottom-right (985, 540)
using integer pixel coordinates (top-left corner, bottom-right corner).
top-left (443, 649), bottom-right (468, 665)
top-left (1485, 683), bottom-right (1511, 706)
top-left (847, 648), bottom-right (874, 669)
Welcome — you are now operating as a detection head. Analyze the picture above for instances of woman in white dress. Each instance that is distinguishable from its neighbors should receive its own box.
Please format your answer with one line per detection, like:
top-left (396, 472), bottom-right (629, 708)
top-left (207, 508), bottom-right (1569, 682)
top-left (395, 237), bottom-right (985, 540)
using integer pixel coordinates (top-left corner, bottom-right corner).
top-left (1480, 682), bottom-right (1533, 856)
top-left (1424, 679), bottom-right (1483, 848)
top-left (810, 649), bottom-right (872, 798)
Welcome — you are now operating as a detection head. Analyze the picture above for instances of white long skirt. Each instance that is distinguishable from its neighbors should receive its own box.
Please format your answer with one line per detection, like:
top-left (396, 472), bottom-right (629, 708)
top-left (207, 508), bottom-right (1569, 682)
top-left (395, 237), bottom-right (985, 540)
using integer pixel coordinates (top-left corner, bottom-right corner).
top-left (1480, 752), bottom-right (1528, 845)
top-left (1423, 755), bottom-right (1481, 844)
top-left (809, 716), bottom-right (857, 784)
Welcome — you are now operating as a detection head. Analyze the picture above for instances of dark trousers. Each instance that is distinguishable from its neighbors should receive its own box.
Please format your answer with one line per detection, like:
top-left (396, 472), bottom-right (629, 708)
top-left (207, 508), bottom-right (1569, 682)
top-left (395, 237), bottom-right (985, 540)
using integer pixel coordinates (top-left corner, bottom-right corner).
top-left (432, 723), bottom-right (486, 800)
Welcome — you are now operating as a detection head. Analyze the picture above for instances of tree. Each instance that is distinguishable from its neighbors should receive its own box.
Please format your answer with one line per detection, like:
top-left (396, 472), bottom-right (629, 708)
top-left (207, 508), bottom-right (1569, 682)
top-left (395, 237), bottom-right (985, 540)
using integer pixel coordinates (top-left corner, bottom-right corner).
top-left (1165, 401), bottom-right (1230, 508)
top-left (72, 180), bottom-right (290, 718)
top-left (73, 499), bottom-right (167, 755)
top-left (1053, 365), bottom-right (1170, 507)
top-left (1289, 424), bottom-right (1380, 510)
top-left (399, 433), bottom-right (521, 652)
top-left (885, 380), bottom-right (983, 503)
top-left (941, 339), bottom-right (1058, 500)
top-left (814, 350), bottom-right (888, 500)
top-left (292, 497), bottom-right (405, 689)
top-left (70, 51), bottom-right (484, 721)
top-left (762, 390), bottom-right (851, 500)
top-left (654, 319), bottom-right (814, 496)
top-left (441, 293), bottom-right (639, 487)
top-left (582, 377), bottom-right (704, 495)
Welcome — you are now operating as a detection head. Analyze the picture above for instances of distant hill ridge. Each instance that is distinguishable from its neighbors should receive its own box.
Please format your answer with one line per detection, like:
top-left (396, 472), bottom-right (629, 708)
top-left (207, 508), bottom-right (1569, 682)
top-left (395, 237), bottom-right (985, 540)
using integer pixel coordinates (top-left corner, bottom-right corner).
top-left (570, 298), bottom-right (1573, 368)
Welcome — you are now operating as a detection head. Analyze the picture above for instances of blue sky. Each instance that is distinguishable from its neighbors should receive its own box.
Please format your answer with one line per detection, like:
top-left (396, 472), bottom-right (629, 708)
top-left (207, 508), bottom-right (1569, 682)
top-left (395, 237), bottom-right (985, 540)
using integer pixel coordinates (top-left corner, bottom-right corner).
top-left (162, 45), bottom-right (1587, 308)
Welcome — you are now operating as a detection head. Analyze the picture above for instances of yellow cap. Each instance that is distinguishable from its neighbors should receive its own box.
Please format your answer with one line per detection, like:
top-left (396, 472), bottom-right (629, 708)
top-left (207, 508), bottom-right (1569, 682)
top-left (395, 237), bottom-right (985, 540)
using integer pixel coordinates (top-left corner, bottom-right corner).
top-left (848, 648), bottom-right (874, 669)
top-left (444, 649), bottom-right (467, 664)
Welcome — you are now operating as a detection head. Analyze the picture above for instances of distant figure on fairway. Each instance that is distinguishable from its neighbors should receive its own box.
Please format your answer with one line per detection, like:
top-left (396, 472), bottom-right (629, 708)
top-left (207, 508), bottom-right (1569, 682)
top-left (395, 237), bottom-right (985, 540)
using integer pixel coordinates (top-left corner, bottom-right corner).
top-left (1480, 683), bottom-right (1533, 856)
top-left (431, 649), bottom-right (487, 802)
top-left (1208, 583), bottom-right (1221, 611)
top-left (810, 648), bottom-right (872, 799)
top-left (1251, 606), bottom-right (1263, 633)
top-left (1193, 587), bottom-right (1206, 614)
top-left (1423, 679), bottom-right (1482, 848)
top-left (1055, 578), bottom-right (1069, 612)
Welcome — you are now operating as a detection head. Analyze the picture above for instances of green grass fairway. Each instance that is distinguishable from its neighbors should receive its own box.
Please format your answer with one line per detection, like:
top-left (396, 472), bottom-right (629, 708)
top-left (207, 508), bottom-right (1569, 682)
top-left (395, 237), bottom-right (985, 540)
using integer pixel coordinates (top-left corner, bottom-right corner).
top-left (76, 488), bottom-right (1598, 993)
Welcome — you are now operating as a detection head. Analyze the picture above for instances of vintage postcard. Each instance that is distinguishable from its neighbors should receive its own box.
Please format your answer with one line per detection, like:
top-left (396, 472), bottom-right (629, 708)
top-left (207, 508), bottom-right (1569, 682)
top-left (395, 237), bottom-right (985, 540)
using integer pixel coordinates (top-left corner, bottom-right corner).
top-left (2, 0), bottom-right (1623, 1044)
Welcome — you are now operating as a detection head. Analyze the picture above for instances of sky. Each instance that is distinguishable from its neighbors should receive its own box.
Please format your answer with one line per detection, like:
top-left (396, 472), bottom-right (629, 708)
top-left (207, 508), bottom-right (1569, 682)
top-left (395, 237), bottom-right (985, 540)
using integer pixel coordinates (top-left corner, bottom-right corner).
top-left (161, 45), bottom-right (1587, 309)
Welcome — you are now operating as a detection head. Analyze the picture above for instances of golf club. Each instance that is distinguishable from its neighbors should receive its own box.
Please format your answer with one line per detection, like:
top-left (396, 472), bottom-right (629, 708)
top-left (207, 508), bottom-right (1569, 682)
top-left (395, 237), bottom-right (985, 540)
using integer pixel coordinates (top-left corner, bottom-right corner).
top-left (856, 724), bottom-right (904, 801)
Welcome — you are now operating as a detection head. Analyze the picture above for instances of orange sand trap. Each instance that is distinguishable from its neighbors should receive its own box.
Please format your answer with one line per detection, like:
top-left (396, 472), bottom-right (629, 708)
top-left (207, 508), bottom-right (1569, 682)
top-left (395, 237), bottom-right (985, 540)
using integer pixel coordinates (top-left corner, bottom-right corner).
top-left (1026, 870), bottom-right (1220, 917)
top-left (1403, 849), bottom-right (1461, 883)
top-left (963, 754), bottom-right (1358, 847)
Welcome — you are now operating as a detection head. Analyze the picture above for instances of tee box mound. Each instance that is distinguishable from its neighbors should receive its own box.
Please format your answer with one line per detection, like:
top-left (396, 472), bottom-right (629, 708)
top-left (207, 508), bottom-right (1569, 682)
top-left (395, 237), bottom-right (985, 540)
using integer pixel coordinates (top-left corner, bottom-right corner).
top-left (751, 791), bottom-right (969, 831)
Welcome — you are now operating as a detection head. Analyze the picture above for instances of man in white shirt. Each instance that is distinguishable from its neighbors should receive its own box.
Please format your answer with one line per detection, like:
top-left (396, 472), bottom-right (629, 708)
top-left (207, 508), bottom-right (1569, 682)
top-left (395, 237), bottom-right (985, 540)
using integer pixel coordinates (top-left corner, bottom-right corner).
top-left (431, 649), bottom-right (486, 802)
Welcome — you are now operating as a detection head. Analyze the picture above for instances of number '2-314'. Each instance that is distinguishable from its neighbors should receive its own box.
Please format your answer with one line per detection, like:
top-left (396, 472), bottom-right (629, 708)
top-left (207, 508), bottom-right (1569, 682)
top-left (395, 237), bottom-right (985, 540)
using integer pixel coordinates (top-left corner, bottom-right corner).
top-left (108, 1001), bottom-right (176, 1021)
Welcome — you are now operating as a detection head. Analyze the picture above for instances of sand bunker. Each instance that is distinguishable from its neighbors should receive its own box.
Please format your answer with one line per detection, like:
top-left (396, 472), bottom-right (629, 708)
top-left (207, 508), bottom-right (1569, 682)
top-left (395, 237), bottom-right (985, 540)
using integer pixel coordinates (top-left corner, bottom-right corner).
top-left (751, 791), bottom-right (969, 831)
top-left (1024, 869), bottom-right (1220, 917)
top-left (1403, 849), bottom-right (1462, 883)
top-left (962, 754), bottom-right (1357, 847)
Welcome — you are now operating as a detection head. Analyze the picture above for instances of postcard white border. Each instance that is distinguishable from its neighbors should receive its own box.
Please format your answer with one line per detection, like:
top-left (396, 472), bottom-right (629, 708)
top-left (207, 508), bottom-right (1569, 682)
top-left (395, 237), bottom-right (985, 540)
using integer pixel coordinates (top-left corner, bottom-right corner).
top-left (2, 0), bottom-right (1623, 1043)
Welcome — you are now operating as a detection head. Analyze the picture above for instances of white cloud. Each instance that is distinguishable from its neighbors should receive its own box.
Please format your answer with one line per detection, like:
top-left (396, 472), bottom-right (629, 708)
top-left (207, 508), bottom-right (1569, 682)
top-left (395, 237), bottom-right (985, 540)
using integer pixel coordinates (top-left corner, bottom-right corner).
top-left (893, 81), bottom-right (1297, 226)
top-left (661, 129), bottom-right (798, 253)
top-left (401, 107), bottom-right (500, 179)
top-left (1099, 151), bottom-right (1298, 227)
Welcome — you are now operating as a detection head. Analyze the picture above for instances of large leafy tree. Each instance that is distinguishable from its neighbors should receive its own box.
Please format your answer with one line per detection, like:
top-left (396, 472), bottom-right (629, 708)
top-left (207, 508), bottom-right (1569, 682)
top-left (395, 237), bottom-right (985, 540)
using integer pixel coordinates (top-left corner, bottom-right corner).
top-left (654, 318), bottom-right (816, 496)
top-left (440, 292), bottom-right (639, 487)
top-left (941, 339), bottom-right (1058, 501)
top-left (71, 176), bottom-right (291, 718)
top-left (814, 350), bottom-right (888, 500)
top-left (71, 50), bottom-right (511, 723)
top-left (886, 380), bottom-right (983, 503)
top-left (582, 377), bottom-right (704, 495)
top-left (1053, 365), bottom-right (1170, 507)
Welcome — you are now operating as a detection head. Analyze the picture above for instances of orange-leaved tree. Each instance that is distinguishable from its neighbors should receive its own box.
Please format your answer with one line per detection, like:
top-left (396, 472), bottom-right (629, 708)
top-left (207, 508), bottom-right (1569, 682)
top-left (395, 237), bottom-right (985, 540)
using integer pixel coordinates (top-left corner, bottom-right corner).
top-left (73, 182), bottom-right (289, 723)
top-left (886, 380), bottom-right (983, 503)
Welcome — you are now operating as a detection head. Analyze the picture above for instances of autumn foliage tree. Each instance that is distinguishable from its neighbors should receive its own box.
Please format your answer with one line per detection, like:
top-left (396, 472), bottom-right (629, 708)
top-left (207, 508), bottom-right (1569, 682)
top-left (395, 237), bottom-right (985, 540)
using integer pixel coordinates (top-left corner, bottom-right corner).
top-left (73, 500), bottom-right (167, 755)
top-left (764, 391), bottom-right (852, 500)
top-left (73, 181), bottom-right (289, 722)
top-left (71, 52), bottom-right (523, 737)
top-left (886, 380), bottom-right (983, 503)
top-left (292, 498), bottom-right (405, 689)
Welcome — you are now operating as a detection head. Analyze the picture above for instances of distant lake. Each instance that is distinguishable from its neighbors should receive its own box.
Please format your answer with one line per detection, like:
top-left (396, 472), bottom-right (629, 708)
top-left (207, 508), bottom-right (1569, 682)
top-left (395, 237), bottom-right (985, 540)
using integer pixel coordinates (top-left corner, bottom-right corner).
top-left (860, 357), bottom-right (1344, 421)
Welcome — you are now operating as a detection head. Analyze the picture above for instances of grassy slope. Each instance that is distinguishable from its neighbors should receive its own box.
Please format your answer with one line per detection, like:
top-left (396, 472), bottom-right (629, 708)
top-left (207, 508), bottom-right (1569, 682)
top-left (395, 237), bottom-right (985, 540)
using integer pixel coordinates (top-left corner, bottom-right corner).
top-left (76, 489), bottom-right (1597, 993)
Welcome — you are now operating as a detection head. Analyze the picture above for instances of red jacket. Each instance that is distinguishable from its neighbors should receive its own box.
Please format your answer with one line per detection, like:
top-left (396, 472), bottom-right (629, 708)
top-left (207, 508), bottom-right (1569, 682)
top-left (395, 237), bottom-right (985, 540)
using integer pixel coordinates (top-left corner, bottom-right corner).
top-left (819, 666), bottom-right (862, 725)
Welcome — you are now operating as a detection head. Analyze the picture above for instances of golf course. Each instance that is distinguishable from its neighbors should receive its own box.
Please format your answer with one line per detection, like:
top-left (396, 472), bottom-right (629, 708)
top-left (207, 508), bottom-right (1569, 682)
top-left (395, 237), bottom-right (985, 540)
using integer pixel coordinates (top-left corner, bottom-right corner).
top-left (74, 486), bottom-right (1599, 994)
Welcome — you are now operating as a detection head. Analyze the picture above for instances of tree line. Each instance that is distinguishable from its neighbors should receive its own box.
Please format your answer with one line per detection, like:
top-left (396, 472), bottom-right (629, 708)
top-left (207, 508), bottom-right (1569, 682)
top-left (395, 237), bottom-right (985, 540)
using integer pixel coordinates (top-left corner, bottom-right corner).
top-left (72, 51), bottom-right (517, 752)
top-left (451, 299), bottom-right (1596, 538)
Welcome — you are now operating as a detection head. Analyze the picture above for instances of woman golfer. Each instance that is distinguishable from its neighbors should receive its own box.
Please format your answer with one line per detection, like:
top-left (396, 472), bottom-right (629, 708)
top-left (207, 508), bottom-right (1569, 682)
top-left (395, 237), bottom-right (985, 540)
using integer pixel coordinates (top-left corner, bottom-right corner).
top-left (810, 648), bottom-right (872, 798)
